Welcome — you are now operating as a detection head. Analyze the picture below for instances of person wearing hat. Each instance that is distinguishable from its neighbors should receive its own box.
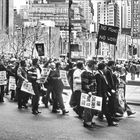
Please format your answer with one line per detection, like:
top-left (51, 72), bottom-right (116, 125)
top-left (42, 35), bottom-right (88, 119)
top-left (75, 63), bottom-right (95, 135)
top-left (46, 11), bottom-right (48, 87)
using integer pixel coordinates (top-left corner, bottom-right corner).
top-left (81, 60), bottom-right (97, 128)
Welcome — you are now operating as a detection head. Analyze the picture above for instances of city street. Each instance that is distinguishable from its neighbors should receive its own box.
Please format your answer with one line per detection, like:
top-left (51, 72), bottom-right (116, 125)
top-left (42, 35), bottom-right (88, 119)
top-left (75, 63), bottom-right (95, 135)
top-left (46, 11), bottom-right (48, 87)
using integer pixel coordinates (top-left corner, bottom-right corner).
top-left (0, 85), bottom-right (140, 140)
top-left (126, 73), bottom-right (140, 105)
top-left (0, 0), bottom-right (140, 140)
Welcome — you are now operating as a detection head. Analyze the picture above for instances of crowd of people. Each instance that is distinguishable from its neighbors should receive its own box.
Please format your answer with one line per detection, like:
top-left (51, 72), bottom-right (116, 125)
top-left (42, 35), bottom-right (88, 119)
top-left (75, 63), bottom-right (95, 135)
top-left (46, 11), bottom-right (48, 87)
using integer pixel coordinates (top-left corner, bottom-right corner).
top-left (69, 59), bottom-right (136, 128)
top-left (0, 56), bottom-right (136, 128)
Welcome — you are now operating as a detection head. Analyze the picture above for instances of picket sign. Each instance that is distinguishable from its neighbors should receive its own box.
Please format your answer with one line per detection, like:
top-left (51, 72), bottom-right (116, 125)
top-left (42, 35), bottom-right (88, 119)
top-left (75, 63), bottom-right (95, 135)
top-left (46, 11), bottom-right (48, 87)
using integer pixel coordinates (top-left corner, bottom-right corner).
top-left (21, 81), bottom-right (35, 95)
top-left (0, 71), bottom-right (7, 85)
top-left (36, 68), bottom-right (51, 84)
top-left (42, 68), bottom-right (50, 76)
top-left (118, 87), bottom-right (125, 109)
top-left (80, 93), bottom-right (103, 111)
top-left (9, 76), bottom-right (16, 90)
top-left (60, 70), bottom-right (70, 88)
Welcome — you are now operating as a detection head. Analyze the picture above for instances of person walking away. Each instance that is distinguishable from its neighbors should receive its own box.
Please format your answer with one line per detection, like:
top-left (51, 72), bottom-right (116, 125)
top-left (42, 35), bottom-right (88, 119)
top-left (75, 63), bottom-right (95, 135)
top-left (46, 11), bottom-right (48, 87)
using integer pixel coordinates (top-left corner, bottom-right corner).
top-left (136, 62), bottom-right (140, 78)
top-left (129, 62), bottom-right (136, 80)
top-left (17, 60), bottom-right (29, 109)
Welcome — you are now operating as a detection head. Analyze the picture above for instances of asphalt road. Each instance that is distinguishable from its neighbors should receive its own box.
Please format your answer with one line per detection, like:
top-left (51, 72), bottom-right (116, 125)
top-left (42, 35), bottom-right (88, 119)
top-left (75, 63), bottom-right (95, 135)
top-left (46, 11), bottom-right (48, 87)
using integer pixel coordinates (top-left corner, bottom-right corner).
top-left (0, 95), bottom-right (140, 140)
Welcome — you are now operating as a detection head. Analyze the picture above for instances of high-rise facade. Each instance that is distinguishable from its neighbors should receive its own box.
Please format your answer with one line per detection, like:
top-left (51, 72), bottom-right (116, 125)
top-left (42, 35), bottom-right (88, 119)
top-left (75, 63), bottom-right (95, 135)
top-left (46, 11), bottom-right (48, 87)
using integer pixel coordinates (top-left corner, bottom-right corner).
top-left (97, 0), bottom-right (119, 28)
top-left (72, 0), bottom-right (94, 30)
top-left (131, 0), bottom-right (140, 38)
top-left (0, 0), bottom-right (14, 33)
top-left (121, 0), bottom-right (131, 28)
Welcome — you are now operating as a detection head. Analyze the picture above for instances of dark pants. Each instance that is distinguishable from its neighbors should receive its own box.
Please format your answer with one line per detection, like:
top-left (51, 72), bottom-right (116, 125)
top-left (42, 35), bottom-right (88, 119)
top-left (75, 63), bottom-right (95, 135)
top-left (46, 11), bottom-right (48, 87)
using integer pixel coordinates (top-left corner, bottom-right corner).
top-left (0, 85), bottom-right (4, 102)
top-left (17, 88), bottom-right (29, 108)
top-left (32, 83), bottom-right (40, 112)
top-left (11, 90), bottom-right (15, 100)
top-left (73, 90), bottom-right (84, 117)
top-left (42, 84), bottom-right (54, 107)
top-left (108, 94), bottom-right (116, 117)
top-left (102, 97), bottom-right (113, 125)
top-left (53, 88), bottom-right (65, 111)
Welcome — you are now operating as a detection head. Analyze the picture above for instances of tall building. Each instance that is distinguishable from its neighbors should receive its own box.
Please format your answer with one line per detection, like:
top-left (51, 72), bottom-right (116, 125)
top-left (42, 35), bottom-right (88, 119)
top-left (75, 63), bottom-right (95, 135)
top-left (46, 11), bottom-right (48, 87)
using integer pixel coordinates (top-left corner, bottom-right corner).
top-left (72, 0), bottom-right (94, 31)
top-left (131, 0), bottom-right (140, 38)
top-left (97, 0), bottom-right (119, 28)
top-left (121, 0), bottom-right (131, 28)
top-left (0, 0), bottom-right (14, 33)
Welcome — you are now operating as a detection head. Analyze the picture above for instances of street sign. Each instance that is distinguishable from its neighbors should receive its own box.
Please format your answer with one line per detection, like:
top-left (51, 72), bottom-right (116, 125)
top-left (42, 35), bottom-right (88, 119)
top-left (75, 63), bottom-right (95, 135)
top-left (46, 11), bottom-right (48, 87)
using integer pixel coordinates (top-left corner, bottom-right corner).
top-left (71, 20), bottom-right (86, 24)
top-left (121, 28), bottom-right (131, 36)
top-left (132, 32), bottom-right (140, 38)
top-left (70, 9), bottom-right (74, 19)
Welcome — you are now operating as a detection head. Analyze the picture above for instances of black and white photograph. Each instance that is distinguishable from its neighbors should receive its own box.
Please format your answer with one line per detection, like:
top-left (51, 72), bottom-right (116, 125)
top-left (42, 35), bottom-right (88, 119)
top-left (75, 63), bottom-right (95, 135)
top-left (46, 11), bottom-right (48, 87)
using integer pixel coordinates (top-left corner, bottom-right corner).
top-left (0, 0), bottom-right (140, 140)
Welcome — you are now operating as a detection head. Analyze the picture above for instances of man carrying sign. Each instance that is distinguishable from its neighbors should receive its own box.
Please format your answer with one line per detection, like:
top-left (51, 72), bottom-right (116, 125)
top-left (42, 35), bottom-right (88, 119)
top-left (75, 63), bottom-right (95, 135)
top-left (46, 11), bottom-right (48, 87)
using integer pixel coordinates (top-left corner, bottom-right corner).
top-left (28, 58), bottom-right (42, 115)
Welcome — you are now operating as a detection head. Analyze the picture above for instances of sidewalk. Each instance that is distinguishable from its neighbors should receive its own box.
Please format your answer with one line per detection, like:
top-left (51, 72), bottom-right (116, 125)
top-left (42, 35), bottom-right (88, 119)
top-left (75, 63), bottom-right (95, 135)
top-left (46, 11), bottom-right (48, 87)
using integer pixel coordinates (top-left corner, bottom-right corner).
top-left (126, 73), bottom-right (140, 105)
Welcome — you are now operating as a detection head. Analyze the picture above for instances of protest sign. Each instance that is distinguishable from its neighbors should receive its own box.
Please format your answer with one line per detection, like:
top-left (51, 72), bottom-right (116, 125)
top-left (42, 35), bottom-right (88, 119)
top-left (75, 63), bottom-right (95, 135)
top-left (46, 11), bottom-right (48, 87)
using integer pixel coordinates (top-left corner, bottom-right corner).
top-left (37, 68), bottom-right (51, 83)
top-left (35, 43), bottom-right (44, 56)
top-left (97, 24), bottom-right (119, 45)
top-left (9, 76), bottom-right (16, 90)
top-left (60, 70), bottom-right (70, 88)
top-left (21, 81), bottom-right (35, 95)
top-left (0, 71), bottom-right (7, 85)
top-left (80, 93), bottom-right (102, 111)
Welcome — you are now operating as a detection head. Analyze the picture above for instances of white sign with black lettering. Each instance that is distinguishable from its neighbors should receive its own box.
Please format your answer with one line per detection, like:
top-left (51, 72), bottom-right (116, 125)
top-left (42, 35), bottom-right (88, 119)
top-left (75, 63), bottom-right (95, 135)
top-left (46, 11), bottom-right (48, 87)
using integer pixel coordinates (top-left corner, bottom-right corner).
top-left (21, 81), bottom-right (35, 95)
top-left (9, 76), bottom-right (16, 90)
top-left (80, 93), bottom-right (102, 111)
top-left (0, 71), bottom-right (7, 85)
top-left (60, 70), bottom-right (70, 87)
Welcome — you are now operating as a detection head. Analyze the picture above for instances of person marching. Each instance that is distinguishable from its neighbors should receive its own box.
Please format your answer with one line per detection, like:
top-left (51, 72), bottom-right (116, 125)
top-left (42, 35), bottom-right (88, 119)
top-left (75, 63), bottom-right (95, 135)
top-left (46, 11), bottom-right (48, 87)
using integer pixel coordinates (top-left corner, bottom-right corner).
top-left (72, 61), bottom-right (84, 118)
top-left (0, 59), bottom-right (7, 102)
top-left (17, 60), bottom-right (29, 109)
top-left (95, 63), bottom-right (118, 126)
top-left (81, 60), bottom-right (97, 128)
top-left (28, 58), bottom-right (42, 115)
top-left (49, 62), bottom-right (69, 115)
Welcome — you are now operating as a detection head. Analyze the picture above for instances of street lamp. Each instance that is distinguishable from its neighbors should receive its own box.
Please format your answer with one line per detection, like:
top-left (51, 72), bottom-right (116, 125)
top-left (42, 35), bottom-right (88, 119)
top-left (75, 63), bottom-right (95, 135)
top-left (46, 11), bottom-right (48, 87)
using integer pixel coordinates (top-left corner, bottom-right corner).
top-left (68, 0), bottom-right (73, 59)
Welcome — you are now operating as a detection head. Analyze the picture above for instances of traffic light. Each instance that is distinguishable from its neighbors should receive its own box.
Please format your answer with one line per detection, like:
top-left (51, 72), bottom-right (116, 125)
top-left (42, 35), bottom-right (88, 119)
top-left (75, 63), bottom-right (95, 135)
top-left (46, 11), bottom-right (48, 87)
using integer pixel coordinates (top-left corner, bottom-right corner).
top-left (69, 0), bottom-right (73, 8)
top-left (133, 47), bottom-right (137, 55)
top-left (128, 45), bottom-right (133, 56)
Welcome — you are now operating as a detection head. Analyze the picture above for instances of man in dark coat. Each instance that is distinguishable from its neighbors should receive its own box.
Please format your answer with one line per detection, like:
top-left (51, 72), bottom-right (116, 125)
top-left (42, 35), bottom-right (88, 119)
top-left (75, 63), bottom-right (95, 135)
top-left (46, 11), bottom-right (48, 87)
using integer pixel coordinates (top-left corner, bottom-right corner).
top-left (105, 61), bottom-right (119, 122)
top-left (95, 63), bottom-right (118, 126)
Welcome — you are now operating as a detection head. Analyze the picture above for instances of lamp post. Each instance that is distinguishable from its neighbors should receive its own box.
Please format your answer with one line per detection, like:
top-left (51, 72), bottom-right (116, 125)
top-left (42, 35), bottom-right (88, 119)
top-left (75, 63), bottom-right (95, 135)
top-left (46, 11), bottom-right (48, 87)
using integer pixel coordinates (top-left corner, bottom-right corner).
top-left (68, 0), bottom-right (73, 59)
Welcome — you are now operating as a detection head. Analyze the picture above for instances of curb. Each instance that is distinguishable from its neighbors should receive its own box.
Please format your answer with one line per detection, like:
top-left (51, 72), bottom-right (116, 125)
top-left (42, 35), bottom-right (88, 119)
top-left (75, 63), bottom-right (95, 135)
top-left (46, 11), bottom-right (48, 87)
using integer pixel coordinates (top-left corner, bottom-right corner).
top-left (127, 101), bottom-right (140, 106)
